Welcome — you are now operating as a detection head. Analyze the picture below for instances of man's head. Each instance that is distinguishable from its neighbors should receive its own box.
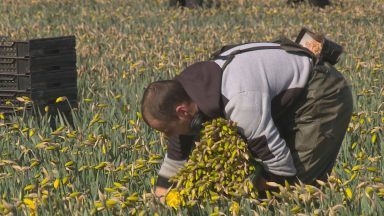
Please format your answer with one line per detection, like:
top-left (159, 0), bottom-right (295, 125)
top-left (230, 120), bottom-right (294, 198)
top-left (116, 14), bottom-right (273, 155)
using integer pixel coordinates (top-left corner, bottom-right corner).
top-left (141, 80), bottom-right (198, 137)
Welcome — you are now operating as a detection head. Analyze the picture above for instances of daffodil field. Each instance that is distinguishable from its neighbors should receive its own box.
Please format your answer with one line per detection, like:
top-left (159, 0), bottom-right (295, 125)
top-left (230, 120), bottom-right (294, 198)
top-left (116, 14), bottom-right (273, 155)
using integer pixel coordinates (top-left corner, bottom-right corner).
top-left (0, 0), bottom-right (383, 215)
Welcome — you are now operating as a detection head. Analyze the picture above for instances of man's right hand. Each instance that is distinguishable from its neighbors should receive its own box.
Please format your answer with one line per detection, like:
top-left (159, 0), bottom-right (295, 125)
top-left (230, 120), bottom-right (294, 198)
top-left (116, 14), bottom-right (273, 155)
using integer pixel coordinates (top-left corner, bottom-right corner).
top-left (155, 186), bottom-right (169, 203)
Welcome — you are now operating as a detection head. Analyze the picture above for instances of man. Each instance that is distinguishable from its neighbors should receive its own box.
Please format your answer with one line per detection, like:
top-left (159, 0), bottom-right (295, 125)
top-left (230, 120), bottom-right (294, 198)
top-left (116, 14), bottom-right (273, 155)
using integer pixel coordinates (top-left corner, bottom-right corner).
top-left (141, 38), bottom-right (353, 197)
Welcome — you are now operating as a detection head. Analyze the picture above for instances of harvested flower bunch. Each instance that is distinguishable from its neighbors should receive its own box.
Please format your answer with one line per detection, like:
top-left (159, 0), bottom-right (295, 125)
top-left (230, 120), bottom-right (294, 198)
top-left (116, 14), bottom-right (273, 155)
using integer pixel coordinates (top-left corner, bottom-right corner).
top-left (169, 118), bottom-right (262, 206)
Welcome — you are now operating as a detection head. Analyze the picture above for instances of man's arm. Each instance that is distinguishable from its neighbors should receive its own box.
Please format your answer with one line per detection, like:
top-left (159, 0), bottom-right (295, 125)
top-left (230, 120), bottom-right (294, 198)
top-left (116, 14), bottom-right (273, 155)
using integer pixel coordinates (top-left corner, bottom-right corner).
top-left (154, 155), bottom-right (188, 202)
top-left (154, 135), bottom-right (195, 200)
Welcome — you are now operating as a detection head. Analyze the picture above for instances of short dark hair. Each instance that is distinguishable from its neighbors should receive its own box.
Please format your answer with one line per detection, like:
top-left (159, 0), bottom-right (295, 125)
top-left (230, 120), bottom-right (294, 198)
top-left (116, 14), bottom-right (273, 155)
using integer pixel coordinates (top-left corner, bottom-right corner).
top-left (141, 80), bottom-right (192, 124)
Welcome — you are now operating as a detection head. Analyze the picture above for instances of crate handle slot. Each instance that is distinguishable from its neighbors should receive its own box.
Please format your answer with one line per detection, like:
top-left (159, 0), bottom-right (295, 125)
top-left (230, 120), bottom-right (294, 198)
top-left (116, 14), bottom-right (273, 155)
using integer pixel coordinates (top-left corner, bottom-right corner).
top-left (0, 77), bottom-right (16, 81)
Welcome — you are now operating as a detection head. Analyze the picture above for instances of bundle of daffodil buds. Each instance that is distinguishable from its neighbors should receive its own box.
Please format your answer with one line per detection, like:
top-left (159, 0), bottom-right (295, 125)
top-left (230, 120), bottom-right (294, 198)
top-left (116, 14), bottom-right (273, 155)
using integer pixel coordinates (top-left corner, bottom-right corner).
top-left (168, 118), bottom-right (262, 207)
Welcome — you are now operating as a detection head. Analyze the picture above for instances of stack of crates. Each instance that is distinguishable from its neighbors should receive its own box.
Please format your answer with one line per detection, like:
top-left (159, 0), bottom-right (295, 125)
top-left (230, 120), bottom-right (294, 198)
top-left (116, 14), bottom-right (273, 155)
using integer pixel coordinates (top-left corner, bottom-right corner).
top-left (0, 36), bottom-right (77, 123)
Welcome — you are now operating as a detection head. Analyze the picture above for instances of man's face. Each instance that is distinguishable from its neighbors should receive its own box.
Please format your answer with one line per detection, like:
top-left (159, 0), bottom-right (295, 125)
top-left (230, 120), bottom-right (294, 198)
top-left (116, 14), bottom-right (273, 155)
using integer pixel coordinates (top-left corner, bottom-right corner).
top-left (148, 117), bottom-right (192, 137)
top-left (145, 102), bottom-right (198, 137)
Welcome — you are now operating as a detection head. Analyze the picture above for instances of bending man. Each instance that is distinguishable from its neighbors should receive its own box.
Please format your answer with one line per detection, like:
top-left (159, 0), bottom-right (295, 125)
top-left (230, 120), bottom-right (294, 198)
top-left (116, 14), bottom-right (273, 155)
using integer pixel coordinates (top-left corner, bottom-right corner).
top-left (141, 39), bottom-right (353, 197)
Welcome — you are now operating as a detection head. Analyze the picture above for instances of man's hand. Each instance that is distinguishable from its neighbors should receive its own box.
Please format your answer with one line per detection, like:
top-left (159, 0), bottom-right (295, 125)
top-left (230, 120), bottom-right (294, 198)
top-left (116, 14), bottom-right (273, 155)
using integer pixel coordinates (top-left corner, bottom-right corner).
top-left (155, 186), bottom-right (169, 203)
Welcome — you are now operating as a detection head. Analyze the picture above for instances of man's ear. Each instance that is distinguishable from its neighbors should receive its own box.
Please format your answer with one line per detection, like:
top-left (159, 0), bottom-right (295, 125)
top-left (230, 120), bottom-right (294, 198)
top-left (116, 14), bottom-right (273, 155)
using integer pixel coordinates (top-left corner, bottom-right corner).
top-left (175, 103), bottom-right (190, 120)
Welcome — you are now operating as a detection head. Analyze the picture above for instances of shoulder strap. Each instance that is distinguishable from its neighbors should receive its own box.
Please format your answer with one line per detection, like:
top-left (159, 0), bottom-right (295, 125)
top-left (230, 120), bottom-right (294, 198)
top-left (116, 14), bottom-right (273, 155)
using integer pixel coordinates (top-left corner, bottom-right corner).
top-left (219, 45), bottom-right (283, 71)
top-left (212, 37), bottom-right (317, 71)
top-left (211, 42), bottom-right (280, 59)
top-left (210, 44), bottom-right (240, 59)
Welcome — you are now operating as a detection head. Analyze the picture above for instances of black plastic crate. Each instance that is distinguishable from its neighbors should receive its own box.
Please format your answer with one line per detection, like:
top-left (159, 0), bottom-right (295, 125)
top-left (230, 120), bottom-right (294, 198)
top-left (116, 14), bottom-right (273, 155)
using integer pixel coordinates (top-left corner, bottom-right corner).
top-left (30, 53), bottom-right (76, 73)
top-left (31, 86), bottom-right (77, 101)
top-left (0, 90), bottom-right (77, 129)
top-left (0, 90), bottom-right (32, 108)
top-left (0, 74), bottom-right (30, 90)
top-left (0, 57), bottom-right (29, 74)
top-left (32, 77), bottom-right (77, 91)
top-left (0, 36), bottom-right (75, 58)
top-left (31, 71), bottom-right (76, 89)
top-left (30, 66), bottom-right (76, 78)
top-left (30, 65), bottom-right (76, 75)
top-left (0, 89), bottom-right (77, 113)
top-left (29, 36), bottom-right (75, 57)
top-left (37, 100), bottom-right (77, 112)
top-left (0, 35), bottom-right (77, 128)
top-left (0, 41), bottom-right (29, 57)
top-left (0, 106), bottom-right (30, 115)
top-left (0, 53), bottom-right (76, 75)
top-left (0, 69), bottom-right (76, 92)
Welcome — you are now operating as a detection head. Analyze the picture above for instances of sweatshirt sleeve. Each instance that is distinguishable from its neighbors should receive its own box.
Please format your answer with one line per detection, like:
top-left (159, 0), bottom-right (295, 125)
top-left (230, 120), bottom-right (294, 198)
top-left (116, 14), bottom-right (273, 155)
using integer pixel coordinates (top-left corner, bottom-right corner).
top-left (156, 135), bottom-right (195, 188)
top-left (225, 91), bottom-right (297, 177)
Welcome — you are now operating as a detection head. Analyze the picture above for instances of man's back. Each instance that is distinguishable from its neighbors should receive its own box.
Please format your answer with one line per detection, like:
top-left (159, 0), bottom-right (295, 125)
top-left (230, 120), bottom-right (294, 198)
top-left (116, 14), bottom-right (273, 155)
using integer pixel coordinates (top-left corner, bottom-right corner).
top-left (215, 42), bottom-right (312, 100)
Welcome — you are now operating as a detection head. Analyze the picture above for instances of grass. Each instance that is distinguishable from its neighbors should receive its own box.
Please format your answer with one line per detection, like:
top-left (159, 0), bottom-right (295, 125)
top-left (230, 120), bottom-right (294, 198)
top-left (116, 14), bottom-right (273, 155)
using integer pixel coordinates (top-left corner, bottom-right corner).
top-left (0, 0), bottom-right (383, 215)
